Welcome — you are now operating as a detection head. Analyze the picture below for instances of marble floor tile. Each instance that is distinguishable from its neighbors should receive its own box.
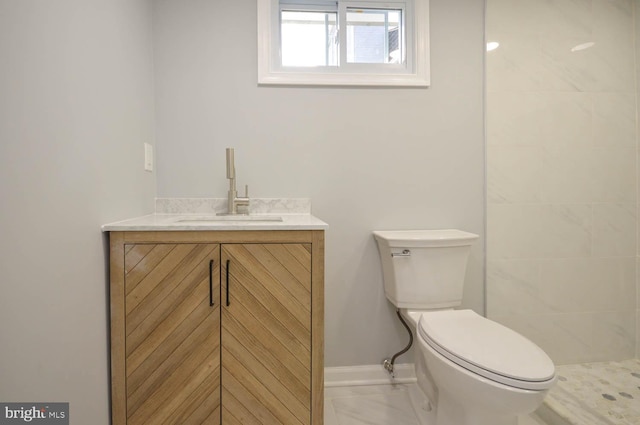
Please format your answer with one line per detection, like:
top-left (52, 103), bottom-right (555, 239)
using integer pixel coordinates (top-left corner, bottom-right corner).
top-left (542, 359), bottom-right (640, 425)
top-left (324, 383), bottom-right (544, 425)
top-left (331, 392), bottom-right (420, 425)
top-left (325, 384), bottom-right (419, 425)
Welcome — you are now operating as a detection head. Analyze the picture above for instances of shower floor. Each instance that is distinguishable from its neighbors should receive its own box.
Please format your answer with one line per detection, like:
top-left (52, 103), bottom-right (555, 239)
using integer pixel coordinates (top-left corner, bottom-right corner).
top-left (538, 359), bottom-right (640, 425)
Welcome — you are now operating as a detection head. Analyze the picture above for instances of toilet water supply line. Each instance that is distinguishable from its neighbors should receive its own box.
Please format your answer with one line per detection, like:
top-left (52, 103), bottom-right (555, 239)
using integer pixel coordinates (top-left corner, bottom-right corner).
top-left (383, 309), bottom-right (414, 378)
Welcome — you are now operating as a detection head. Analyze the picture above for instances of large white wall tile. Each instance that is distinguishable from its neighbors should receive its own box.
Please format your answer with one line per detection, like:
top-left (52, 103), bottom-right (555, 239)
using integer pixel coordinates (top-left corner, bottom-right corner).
top-left (539, 36), bottom-right (597, 91)
top-left (588, 38), bottom-right (636, 92)
top-left (592, 203), bottom-right (636, 256)
top-left (636, 308), bottom-right (640, 357)
top-left (488, 204), bottom-right (592, 259)
top-left (537, 147), bottom-right (635, 203)
top-left (590, 147), bottom-right (636, 202)
top-left (637, 257), bottom-right (640, 308)
top-left (538, 92), bottom-right (592, 146)
top-left (494, 311), bottom-right (635, 364)
top-left (487, 0), bottom-right (592, 38)
top-left (590, 310), bottom-right (636, 361)
top-left (486, 0), bottom-right (543, 36)
top-left (487, 92), bottom-right (592, 147)
top-left (486, 92), bottom-right (546, 147)
top-left (539, 0), bottom-right (592, 38)
top-left (593, 93), bottom-right (637, 146)
top-left (539, 147), bottom-right (592, 203)
top-left (636, 149), bottom-right (640, 208)
top-left (636, 0), bottom-right (640, 95)
top-left (486, 259), bottom-right (545, 316)
top-left (488, 258), bottom-right (635, 320)
top-left (539, 258), bottom-right (636, 313)
top-left (486, 35), bottom-right (545, 92)
top-left (492, 314), bottom-right (594, 364)
top-left (539, 37), bottom-right (635, 92)
top-left (593, 0), bottom-right (634, 43)
top-left (488, 146), bottom-right (542, 203)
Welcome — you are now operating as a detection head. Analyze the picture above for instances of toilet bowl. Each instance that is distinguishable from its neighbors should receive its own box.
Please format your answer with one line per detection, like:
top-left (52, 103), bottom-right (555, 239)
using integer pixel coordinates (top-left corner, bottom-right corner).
top-left (413, 309), bottom-right (555, 425)
top-left (373, 230), bottom-right (556, 425)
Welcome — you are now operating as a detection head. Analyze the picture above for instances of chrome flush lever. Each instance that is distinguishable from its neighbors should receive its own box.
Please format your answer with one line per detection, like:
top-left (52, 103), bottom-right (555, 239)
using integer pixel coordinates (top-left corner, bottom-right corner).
top-left (391, 249), bottom-right (411, 258)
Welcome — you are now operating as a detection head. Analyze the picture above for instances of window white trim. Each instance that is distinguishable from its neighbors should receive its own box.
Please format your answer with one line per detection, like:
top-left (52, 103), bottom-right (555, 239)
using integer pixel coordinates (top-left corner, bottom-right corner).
top-left (257, 0), bottom-right (430, 87)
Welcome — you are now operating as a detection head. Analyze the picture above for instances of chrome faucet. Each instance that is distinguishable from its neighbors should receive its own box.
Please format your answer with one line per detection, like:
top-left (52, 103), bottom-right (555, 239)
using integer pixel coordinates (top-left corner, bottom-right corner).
top-left (220, 148), bottom-right (250, 215)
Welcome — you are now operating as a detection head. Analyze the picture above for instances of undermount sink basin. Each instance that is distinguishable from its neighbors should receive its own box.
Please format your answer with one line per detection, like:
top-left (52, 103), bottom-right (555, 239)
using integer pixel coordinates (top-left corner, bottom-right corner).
top-left (175, 215), bottom-right (283, 223)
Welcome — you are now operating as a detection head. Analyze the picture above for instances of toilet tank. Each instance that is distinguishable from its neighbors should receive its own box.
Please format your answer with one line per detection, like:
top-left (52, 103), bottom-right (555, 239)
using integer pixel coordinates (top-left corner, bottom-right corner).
top-left (373, 229), bottom-right (479, 309)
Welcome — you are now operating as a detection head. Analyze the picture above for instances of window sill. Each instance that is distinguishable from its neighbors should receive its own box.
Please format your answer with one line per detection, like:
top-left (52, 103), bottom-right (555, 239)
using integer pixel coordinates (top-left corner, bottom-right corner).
top-left (257, 69), bottom-right (430, 87)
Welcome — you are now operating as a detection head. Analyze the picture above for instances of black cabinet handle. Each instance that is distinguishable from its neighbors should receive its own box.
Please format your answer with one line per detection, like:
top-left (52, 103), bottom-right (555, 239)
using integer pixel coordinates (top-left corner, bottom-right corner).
top-left (209, 259), bottom-right (214, 307)
top-left (226, 259), bottom-right (230, 307)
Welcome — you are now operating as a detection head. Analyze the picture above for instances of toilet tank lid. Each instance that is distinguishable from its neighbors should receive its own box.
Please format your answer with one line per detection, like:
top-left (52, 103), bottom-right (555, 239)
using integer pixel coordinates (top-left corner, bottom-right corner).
top-left (419, 310), bottom-right (555, 383)
top-left (373, 229), bottom-right (479, 247)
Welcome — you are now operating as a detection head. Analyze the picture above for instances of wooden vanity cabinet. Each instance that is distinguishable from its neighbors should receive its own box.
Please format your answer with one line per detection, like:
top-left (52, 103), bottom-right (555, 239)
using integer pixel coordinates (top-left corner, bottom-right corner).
top-left (109, 231), bottom-right (324, 425)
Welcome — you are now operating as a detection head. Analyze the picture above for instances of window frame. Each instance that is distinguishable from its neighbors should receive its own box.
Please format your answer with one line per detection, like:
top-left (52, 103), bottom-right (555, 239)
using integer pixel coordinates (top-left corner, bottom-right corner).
top-left (342, 3), bottom-right (407, 69)
top-left (257, 0), bottom-right (430, 87)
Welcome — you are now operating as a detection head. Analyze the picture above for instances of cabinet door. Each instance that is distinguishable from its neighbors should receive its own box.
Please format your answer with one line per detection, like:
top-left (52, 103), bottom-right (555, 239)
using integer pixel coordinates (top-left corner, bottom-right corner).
top-left (221, 244), bottom-right (312, 425)
top-left (124, 243), bottom-right (220, 425)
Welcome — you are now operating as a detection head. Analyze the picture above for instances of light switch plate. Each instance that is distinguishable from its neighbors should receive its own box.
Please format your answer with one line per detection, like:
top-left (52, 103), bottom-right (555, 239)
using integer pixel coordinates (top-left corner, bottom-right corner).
top-left (144, 143), bottom-right (153, 172)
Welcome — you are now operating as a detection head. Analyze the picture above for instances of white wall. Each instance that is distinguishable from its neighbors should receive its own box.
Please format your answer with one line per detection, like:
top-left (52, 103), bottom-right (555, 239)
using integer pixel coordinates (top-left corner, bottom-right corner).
top-left (154, 0), bottom-right (486, 366)
top-left (0, 1), bottom-right (156, 423)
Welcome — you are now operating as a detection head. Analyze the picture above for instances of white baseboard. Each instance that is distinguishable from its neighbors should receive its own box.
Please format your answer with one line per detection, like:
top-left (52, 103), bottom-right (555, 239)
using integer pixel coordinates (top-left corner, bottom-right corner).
top-left (324, 364), bottom-right (417, 387)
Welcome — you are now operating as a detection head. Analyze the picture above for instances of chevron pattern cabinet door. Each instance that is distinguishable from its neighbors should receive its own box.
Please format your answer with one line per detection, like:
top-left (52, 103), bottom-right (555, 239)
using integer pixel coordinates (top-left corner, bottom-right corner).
top-left (124, 243), bottom-right (221, 425)
top-left (221, 244), bottom-right (312, 425)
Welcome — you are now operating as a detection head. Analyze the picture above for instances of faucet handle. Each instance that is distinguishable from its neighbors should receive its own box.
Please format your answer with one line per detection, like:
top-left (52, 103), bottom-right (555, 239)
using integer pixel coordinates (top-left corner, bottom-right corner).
top-left (244, 184), bottom-right (249, 198)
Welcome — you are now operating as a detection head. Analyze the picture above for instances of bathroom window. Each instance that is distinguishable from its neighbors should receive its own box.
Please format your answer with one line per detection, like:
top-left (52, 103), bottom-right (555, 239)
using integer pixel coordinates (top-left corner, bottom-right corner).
top-left (346, 7), bottom-right (402, 64)
top-left (257, 0), bottom-right (430, 86)
top-left (281, 9), bottom-right (339, 67)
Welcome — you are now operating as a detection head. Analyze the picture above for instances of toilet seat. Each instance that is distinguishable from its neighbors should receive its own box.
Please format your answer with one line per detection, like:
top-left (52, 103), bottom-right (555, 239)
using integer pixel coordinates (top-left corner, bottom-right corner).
top-left (418, 310), bottom-right (556, 391)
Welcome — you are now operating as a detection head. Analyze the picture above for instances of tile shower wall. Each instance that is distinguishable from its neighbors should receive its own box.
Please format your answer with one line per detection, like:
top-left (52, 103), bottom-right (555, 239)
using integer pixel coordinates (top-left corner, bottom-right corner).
top-left (486, 0), bottom-right (638, 364)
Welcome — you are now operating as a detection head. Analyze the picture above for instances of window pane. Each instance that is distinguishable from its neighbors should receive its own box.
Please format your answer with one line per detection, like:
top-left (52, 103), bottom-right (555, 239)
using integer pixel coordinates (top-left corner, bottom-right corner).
top-left (346, 8), bottom-right (402, 64)
top-left (281, 11), bottom-right (338, 67)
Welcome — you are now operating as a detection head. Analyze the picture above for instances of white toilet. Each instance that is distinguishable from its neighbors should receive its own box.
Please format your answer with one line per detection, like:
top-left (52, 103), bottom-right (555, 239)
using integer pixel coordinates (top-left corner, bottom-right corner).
top-left (373, 229), bottom-right (556, 425)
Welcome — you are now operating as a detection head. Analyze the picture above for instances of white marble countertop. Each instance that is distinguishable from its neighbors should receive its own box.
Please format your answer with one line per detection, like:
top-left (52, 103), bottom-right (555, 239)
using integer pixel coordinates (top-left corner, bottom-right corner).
top-left (102, 213), bottom-right (328, 231)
